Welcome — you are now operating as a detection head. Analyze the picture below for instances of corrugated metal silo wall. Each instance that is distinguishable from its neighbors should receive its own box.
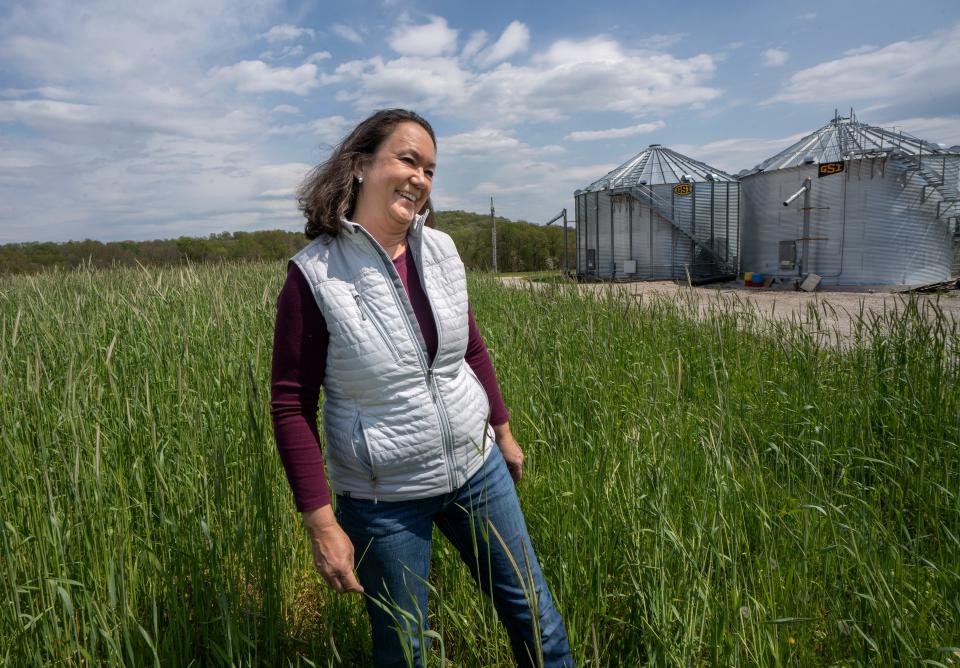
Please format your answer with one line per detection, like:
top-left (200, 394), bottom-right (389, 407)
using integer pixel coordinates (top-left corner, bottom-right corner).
top-left (925, 153), bottom-right (960, 195)
top-left (851, 157), bottom-right (951, 284)
top-left (949, 156), bottom-right (960, 276)
top-left (604, 186), bottom-right (691, 280)
top-left (689, 181), bottom-right (740, 275)
top-left (576, 192), bottom-right (599, 277)
top-left (636, 204), bottom-right (656, 275)
top-left (575, 194), bottom-right (585, 275)
top-left (619, 197), bottom-right (672, 279)
top-left (578, 182), bottom-right (743, 280)
top-left (594, 191), bottom-right (613, 277)
top-left (611, 195), bottom-right (632, 276)
top-left (950, 155), bottom-right (960, 191)
top-left (740, 158), bottom-right (952, 285)
top-left (649, 182), bottom-right (742, 280)
top-left (648, 184), bottom-right (689, 279)
top-left (947, 155), bottom-right (960, 194)
top-left (583, 191), bottom-right (658, 279)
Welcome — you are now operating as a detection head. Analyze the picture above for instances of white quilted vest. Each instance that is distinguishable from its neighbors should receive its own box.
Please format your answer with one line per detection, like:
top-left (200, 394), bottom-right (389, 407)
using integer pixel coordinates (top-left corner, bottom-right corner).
top-left (291, 214), bottom-right (494, 501)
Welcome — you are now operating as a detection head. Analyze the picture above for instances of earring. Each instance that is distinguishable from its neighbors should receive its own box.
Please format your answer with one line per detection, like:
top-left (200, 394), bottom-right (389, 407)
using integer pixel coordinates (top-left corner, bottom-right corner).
top-left (357, 175), bottom-right (364, 183)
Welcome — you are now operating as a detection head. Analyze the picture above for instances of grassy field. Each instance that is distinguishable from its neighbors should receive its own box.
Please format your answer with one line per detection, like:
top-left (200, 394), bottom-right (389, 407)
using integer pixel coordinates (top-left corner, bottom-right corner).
top-left (1, 261), bottom-right (958, 666)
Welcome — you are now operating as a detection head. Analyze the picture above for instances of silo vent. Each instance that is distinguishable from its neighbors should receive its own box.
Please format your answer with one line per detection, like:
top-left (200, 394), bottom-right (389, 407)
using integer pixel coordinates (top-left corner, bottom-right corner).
top-left (803, 155), bottom-right (816, 164)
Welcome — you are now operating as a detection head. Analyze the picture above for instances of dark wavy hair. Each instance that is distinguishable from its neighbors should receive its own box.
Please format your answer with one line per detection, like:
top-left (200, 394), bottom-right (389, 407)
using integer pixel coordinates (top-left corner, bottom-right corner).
top-left (298, 109), bottom-right (438, 239)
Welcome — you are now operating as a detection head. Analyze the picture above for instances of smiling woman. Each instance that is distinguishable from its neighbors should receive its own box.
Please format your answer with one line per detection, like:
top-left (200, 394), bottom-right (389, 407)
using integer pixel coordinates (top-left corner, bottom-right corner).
top-left (273, 109), bottom-right (575, 667)
top-left (296, 109), bottom-right (438, 242)
top-left (350, 121), bottom-right (437, 255)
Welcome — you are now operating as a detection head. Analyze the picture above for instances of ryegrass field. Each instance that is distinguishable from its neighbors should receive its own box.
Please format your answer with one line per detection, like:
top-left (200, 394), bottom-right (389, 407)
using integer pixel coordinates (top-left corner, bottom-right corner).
top-left (1, 261), bottom-right (958, 666)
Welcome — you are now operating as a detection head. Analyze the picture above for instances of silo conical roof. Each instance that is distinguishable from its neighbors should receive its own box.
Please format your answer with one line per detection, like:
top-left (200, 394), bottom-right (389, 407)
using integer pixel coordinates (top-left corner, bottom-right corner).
top-left (751, 112), bottom-right (959, 173)
top-left (582, 144), bottom-right (736, 193)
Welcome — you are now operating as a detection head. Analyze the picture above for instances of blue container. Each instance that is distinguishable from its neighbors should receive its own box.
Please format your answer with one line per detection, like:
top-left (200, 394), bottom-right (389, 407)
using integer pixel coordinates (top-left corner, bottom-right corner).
top-left (752, 273), bottom-right (765, 285)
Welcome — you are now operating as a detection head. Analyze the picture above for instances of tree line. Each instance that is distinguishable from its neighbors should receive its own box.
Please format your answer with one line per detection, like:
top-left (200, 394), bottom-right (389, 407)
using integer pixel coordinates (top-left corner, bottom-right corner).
top-left (0, 211), bottom-right (576, 276)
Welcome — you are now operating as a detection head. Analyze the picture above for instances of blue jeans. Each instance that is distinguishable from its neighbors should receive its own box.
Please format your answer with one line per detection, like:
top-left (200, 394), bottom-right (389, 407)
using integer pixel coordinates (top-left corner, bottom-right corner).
top-left (335, 446), bottom-right (574, 668)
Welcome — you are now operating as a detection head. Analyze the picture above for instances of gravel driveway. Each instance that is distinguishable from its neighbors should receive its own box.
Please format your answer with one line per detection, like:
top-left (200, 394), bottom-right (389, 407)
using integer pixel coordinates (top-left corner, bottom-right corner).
top-left (500, 276), bottom-right (960, 343)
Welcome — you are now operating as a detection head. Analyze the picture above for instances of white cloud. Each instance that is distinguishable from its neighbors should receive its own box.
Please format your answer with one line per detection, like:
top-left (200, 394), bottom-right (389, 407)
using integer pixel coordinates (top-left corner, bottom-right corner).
top-left (333, 55), bottom-right (469, 109)
top-left (387, 16), bottom-right (458, 57)
top-left (439, 127), bottom-right (563, 159)
top-left (843, 45), bottom-right (877, 56)
top-left (253, 162), bottom-right (312, 198)
top-left (763, 48), bottom-right (789, 67)
top-left (0, 99), bottom-right (104, 126)
top-left (271, 104), bottom-right (300, 114)
top-left (335, 35), bottom-right (720, 124)
top-left (258, 188), bottom-right (297, 198)
top-left (0, 2), bottom-right (274, 85)
top-left (795, 12), bottom-right (817, 20)
top-left (0, 98), bottom-right (262, 141)
top-left (672, 132), bottom-right (809, 174)
top-left (0, 85), bottom-right (75, 99)
top-left (879, 115), bottom-right (960, 148)
top-left (471, 160), bottom-right (619, 199)
top-left (476, 21), bottom-right (529, 68)
top-left (768, 23), bottom-right (960, 104)
top-left (259, 44), bottom-right (305, 60)
top-left (332, 23), bottom-right (363, 44)
top-left (0, 146), bottom-right (47, 171)
top-left (442, 128), bottom-right (523, 155)
top-left (306, 50), bottom-right (332, 63)
top-left (260, 24), bottom-right (315, 42)
top-left (534, 37), bottom-right (621, 66)
top-left (208, 60), bottom-right (319, 95)
top-left (266, 115), bottom-right (353, 145)
top-left (462, 31), bottom-right (487, 59)
top-left (0, 128), bottom-right (302, 242)
top-left (308, 115), bottom-right (353, 145)
top-left (635, 33), bottom-right (688, 50)
top-left (566, 120), bottom-right (666, 141)
top-left (0, 0), bottom-right (311, 243)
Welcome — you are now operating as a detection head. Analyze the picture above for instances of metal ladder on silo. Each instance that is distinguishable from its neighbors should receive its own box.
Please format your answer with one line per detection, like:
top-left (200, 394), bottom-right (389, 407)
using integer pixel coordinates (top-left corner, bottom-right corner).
top-left (628, 184), bottom-right (736, 275)
top-left (898, 153), bottom-right (959, 219)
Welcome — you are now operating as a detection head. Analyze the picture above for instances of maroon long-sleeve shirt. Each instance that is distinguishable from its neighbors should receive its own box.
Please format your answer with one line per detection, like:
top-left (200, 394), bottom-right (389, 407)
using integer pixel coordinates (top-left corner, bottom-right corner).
top-left (271, 247), bottom-right (510, 512)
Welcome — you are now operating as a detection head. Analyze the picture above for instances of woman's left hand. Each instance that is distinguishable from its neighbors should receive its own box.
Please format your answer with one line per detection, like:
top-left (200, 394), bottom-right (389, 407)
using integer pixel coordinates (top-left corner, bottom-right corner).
top-left (493, 422), bottom-right (524, 484)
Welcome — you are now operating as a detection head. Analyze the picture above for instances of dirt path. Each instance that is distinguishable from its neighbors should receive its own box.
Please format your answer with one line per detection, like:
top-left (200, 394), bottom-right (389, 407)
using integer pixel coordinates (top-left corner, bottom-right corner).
top-left (500, 277), bottom-right (960, 341)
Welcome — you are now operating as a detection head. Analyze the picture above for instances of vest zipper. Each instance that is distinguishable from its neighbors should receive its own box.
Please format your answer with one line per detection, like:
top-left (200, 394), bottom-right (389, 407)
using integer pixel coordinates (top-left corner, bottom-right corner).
top-left (409, 242), bottom-right (461, 487)
top-left (360, 232), bottom-right (459, 492)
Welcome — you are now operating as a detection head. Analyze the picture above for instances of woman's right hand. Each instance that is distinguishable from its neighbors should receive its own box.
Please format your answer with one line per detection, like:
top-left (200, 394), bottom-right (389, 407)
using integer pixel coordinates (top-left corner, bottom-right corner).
top-left (301, 505), bottom-right (364, 594)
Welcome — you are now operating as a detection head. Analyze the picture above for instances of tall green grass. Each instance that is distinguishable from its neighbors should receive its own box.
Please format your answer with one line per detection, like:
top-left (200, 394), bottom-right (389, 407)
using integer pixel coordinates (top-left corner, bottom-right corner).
top-left (1, 263), bottom-right (958, 666)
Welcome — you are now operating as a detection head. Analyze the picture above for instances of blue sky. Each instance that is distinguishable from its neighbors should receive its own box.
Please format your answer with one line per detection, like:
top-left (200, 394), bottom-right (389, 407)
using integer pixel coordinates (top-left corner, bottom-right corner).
top-left (2, 0), bottom-right (959, 243)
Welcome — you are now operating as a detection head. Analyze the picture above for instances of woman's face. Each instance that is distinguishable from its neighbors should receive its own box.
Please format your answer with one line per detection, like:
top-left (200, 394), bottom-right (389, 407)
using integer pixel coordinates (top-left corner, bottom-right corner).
top-left (355, 121), bottom-right (436, 231)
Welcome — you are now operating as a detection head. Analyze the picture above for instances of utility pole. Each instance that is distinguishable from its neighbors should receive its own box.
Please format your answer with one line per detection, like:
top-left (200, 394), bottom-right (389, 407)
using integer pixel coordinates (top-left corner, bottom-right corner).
top-left (490, 196), bottom-right (498, 273)
top-left (562, 207), bottom-right (569, 276)
top-left (545, 208), bottom-right (569, 276)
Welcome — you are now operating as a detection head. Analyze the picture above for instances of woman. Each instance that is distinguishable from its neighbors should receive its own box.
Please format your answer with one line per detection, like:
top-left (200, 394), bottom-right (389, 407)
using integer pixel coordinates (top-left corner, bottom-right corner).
top-left (271, 109), bottom-right (574, 668)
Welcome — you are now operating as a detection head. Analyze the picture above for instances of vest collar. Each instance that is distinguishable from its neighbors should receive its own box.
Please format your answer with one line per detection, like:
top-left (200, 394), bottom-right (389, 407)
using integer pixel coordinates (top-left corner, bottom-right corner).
top-left (339, 209), bottom-right (429, 238)
top-left (410, 209), bottom-right (428, 236)
top-left (337, 210), bottom-right (430, 260)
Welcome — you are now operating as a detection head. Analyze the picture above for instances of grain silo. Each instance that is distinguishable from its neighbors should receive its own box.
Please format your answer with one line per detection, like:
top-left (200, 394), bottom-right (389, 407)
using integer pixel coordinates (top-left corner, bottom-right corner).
top-left (574, 145), bottom-right (740, 282)
top-left (740, 112), bottom-right (960, 286)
